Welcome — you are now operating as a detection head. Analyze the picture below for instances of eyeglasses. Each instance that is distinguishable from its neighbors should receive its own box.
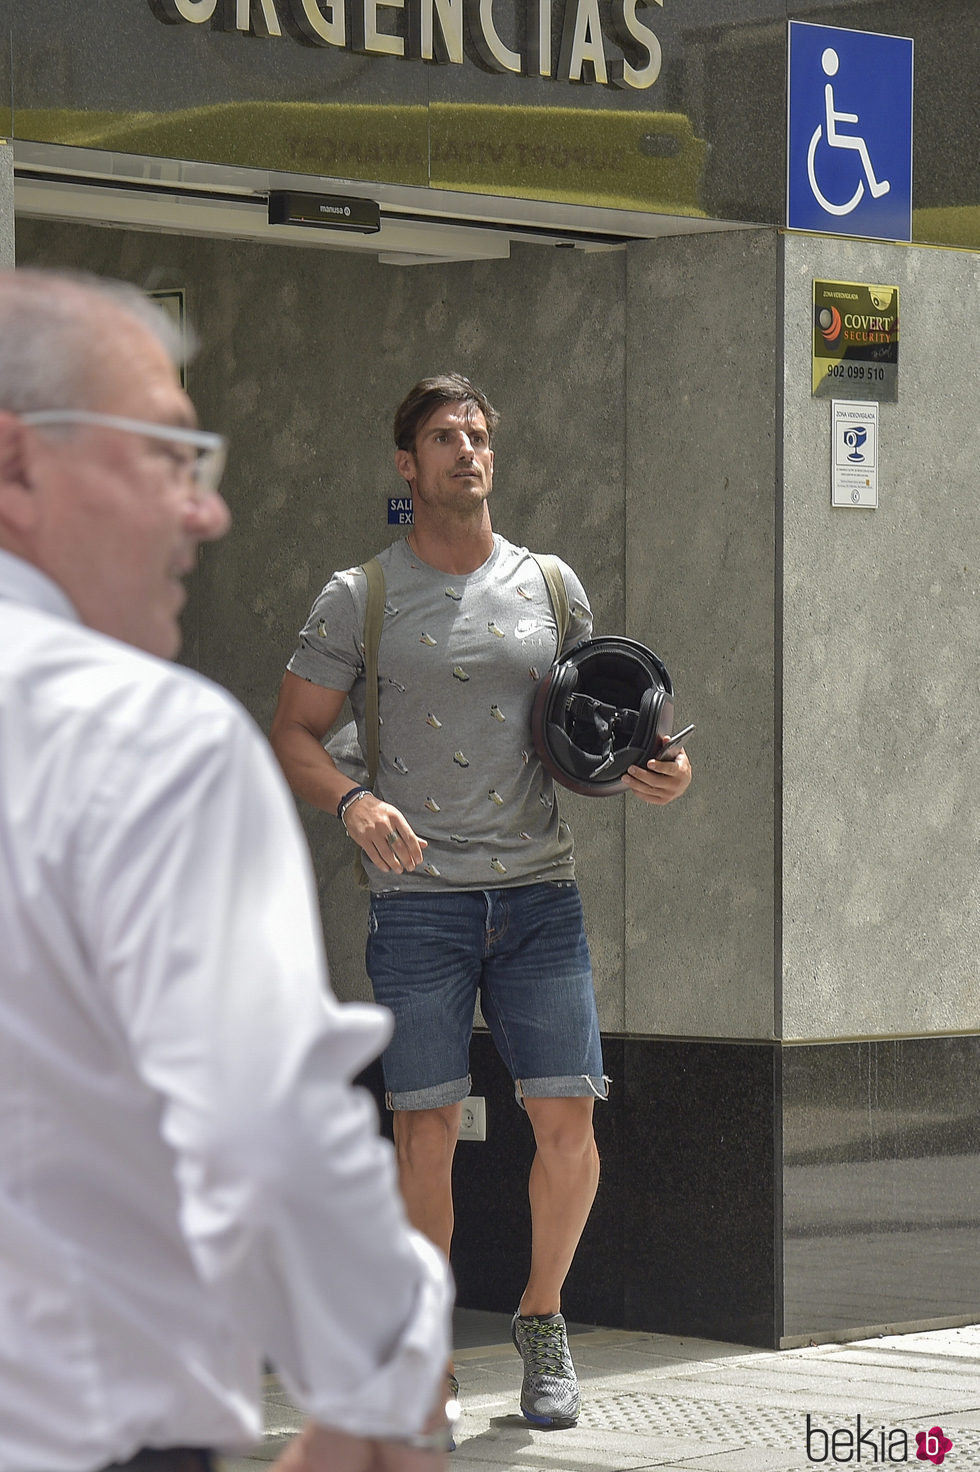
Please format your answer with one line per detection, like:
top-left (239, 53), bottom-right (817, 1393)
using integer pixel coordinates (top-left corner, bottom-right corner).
top-left (20, 410), bottom-right (228, 500)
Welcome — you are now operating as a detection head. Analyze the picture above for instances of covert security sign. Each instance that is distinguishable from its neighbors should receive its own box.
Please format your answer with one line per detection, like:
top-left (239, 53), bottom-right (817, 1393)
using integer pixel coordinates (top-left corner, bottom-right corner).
top-left (812, 279), bottom-right (899, 402)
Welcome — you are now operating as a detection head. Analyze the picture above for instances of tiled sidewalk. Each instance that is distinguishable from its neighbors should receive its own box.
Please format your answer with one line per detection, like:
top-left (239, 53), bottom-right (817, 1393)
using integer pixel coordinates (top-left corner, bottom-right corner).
top-left (230, 1316), bottom-right (980, 1472)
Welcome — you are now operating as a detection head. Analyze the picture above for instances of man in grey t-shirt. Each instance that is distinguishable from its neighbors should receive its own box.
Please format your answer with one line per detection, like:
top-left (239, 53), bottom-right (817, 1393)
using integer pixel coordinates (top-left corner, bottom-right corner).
top-left (271, 375), bottom-right (692, 1433)
top-left (284, 533), bottom-right (592, 890)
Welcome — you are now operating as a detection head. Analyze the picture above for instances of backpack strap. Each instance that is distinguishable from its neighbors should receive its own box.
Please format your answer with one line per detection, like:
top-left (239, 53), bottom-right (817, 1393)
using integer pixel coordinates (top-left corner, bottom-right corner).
top-left (349, 557), bottom-right (386, 891)
top-left (531, 553), bottom-right (570, 654)
top-left (360, 557), bottom-right (385, 787)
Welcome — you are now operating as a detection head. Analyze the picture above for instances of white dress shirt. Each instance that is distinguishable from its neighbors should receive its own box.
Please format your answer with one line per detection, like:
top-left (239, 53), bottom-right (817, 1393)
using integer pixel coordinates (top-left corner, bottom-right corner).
top-left (0, 549), bottom-right (451, 1472)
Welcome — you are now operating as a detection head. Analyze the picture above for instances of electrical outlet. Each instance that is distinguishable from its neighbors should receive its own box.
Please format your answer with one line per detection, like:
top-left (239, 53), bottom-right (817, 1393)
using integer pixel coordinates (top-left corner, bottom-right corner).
top-left (459, 1095), bottom-right (486, 1141)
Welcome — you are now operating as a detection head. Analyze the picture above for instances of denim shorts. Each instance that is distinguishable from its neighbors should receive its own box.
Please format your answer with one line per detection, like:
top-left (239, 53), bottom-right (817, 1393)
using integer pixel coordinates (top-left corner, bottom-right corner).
top-left (366, 881), bottom-right (608, 1111)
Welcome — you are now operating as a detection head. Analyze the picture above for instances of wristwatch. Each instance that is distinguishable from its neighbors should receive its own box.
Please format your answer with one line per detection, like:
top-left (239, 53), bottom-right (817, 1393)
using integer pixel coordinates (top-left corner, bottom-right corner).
top-left (391, 1387), bottom-right (460, 1453)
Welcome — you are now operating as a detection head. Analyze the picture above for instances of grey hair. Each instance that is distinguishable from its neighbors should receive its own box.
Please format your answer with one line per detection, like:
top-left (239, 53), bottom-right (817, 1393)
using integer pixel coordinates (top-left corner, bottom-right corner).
top-left (0, 269), bottom-right (188, 416)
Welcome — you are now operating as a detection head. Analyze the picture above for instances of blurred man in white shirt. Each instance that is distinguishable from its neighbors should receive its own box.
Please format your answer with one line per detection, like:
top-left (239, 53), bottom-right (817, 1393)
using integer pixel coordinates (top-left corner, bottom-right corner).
top-left (0, 269), bottom-right (454, 1472)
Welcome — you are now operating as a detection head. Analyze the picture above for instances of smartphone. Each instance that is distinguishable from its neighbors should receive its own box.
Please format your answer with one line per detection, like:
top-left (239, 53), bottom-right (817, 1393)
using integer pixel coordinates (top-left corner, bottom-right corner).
top-left (656, 723), bottom-right (695, 762)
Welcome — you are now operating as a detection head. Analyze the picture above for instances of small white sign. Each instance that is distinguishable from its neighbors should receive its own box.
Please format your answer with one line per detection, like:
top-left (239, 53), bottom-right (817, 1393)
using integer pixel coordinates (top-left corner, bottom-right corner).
top-left (831, 399), bottom-right (878, 508)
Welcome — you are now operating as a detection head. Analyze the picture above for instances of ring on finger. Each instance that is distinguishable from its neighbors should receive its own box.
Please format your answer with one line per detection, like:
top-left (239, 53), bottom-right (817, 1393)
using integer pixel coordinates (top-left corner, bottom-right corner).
top-left (386, 830), bottom-right (400, 847)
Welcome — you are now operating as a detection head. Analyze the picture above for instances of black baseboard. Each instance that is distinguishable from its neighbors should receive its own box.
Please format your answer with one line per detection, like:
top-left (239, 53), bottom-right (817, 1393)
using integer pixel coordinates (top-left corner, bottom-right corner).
top-left (357, 1031), bottom-right (980, 1349)
top-left (782, 1035), bottom-right (980, 1342)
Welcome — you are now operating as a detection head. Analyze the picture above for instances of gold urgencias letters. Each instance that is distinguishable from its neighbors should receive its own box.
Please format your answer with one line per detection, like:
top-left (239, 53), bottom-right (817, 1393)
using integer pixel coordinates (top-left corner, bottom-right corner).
top-left (150, 0), bottom-right (665, 91)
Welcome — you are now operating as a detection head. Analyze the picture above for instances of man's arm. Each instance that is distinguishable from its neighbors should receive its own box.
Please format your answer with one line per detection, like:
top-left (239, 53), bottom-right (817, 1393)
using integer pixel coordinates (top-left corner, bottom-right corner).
top-left (269, 671), bottom-right (357, 812)
top-left (273, 1414), bottom-right (452, 1472)
top-left (270, 670), bottom-right (426, 875)
top-left (83, 691), bottom-right (452, 1442)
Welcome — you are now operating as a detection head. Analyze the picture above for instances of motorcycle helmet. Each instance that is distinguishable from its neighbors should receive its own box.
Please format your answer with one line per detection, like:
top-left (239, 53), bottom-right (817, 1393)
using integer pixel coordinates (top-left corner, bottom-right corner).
top-left (531, 637), bottom-right (674, 797)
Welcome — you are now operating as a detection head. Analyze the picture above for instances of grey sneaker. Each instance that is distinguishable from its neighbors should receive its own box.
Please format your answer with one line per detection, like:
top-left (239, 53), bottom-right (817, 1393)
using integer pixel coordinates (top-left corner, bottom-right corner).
top-left (510, 1311), bottom-right (581, 1427)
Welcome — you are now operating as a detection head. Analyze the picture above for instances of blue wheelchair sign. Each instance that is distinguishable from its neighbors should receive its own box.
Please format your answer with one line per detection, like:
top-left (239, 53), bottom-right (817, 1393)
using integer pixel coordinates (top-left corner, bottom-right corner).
top-left (787, 22), bottom-right (913, 241)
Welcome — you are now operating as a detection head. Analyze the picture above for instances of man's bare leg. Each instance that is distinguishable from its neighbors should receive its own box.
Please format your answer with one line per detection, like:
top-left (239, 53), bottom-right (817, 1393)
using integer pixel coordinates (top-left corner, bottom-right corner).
top-left (393, 1102), bottom-right (462, 1392)
top-left (518, 1095), bottom-right (599, 1316)
top-left (392, 1102), bottom-right (462, 1258)
top-left (510, 1094), bottom-right (598, 1426)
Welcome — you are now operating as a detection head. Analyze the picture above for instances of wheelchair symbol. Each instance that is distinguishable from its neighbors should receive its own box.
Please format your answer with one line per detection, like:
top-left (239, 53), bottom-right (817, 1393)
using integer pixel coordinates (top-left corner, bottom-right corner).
top-left (807, 48), bottom-right (891, 217)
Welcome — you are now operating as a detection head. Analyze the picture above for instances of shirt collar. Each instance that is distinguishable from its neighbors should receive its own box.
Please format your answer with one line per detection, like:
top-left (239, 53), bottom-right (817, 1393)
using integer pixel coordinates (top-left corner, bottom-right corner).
top-left (0, 547), bottom-right (81, 625)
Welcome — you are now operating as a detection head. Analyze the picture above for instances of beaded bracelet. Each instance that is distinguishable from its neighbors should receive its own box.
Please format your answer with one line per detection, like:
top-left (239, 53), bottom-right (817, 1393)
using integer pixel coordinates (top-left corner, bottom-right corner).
top-left (337, 785), bottom-right (373, 825)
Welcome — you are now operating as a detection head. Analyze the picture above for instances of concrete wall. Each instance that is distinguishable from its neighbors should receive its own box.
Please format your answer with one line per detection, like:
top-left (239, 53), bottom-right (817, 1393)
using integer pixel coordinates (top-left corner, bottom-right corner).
top-left (616, 227), bottom-right (980, 1048)
top-left (11, 214), bottom-right (788, 1045)
top-left (17, 216), bottom-right (976, 1054)
top-left (0, 144), bottom-right (13, 267)
top-left (624, 229), bottom-right (780, 1039)
top-left (780, 234), bottom-right (980, 1042)
top-left (15, 216), bottom-right (785, 1049)
top-left (15, 219), bottom-right (630, 1015)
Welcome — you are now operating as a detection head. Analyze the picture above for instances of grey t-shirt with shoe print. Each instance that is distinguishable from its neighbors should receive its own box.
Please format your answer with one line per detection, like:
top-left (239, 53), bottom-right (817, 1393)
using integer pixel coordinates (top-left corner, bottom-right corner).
top-left (287, 534), bottom-right (592, 893)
